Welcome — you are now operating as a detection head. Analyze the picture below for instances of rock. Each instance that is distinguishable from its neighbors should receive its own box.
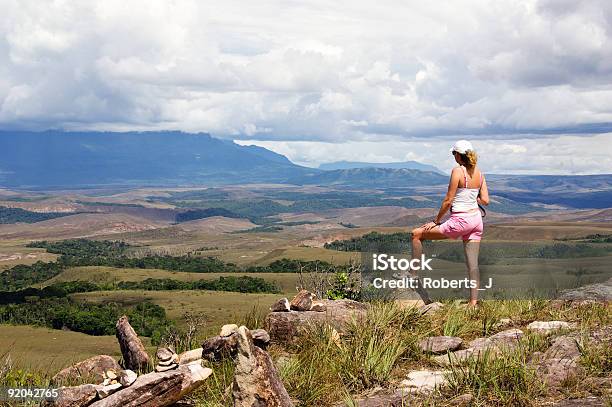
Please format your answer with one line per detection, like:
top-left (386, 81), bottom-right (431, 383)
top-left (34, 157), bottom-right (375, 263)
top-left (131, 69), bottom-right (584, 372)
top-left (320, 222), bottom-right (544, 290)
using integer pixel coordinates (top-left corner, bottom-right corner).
top-left (232, 326), bottom-right (294, 407)
top-left (543, 336), bottom-right (581, 360)
top-left (270, 298), bottom-right (291, 312)
top-left (343, 389), bottom-right (407, 407)
top-left (251, 328), bottom-right (271, 348)
top-left (156, 364), bottom-right (179, 372)
top-left (178, 348), bottom-right (203, 365)
top-left (418, 336), bottom-right (462, 354)
top-left (51, 355), bottom-right (122, 386)
top-left (552, 397), bottom-right (605, 406)
top-left (88, 363), bottom-right (212, 407)
top-left (418, 302), bottom-right (444, 315)
top-left (399, 369), bottom-right (448, 393)
top-left (202, 334), bottom-right (239, 361)
top-left (448, 393), bottom-right (474, 406)
top-left (157, 347), bottom-right (176, 361)
top-left (220, 323), bottom-right (239, 337)
top-left (558, 277), bottom-right (612, 301)
top-left (310, 301), bottom-right (326, 312)
top-left (115, 316), bottom-right (150, 372)
top-left (104, 370), bottom-right (117, 380)
top-left (528, 321), bottom-right (572, 335)
top-left (47, 384), bottom-right (102, 407)
top-left (118, 369), bottom-right (137, 387)
top-left (290, 290), bottom-right (315, 311)
top-left (265, 299), bottom-right (368, 344)
top-left (96, 383), bottom-right (122, 399)
top-left (496, 318), bottom-right (512, 328)
top-left (538, 335), bottom-right (582, 389)
top-left (158, 354), bottom-right (179, 366)
top-left (433, 329), bottom-right (523, 366)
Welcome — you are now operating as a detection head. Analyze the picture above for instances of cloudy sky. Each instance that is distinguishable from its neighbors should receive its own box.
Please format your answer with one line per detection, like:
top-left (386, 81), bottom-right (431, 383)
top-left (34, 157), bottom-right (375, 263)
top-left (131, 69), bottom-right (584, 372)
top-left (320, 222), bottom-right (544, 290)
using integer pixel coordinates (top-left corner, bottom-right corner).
top-left (1, 0), bottom-right (612, 174)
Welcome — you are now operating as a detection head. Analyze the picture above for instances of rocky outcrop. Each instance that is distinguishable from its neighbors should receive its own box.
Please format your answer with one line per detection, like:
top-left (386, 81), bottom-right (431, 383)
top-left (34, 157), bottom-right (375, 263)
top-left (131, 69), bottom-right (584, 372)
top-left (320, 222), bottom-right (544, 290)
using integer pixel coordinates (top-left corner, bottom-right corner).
top-left (399, 370), bottom-right (449, 393)
top-left (558, 277), bottom-right (612, 302)
top-left (115, 316), bottom-right (150, 372)
top-left (51, 355), bottom-right (122, 386)
top-left (265, 298), bottom-right (368, 343)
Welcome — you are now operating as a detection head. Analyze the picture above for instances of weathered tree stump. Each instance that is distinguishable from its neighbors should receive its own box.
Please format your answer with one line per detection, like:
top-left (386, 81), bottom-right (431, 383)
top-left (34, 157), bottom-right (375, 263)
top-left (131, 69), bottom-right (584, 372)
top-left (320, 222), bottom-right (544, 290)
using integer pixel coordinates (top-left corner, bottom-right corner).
top-left (232, 326), bottom-right (293, 407)
top-left (115, 316), bottom-right (150, 372)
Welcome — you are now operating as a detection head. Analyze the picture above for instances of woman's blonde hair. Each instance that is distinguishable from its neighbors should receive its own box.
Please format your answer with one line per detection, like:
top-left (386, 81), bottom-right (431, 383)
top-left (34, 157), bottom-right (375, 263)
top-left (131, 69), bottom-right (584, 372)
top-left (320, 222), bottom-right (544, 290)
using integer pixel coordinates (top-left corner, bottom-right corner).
top-left (459, 150), bottom-right (477, 168)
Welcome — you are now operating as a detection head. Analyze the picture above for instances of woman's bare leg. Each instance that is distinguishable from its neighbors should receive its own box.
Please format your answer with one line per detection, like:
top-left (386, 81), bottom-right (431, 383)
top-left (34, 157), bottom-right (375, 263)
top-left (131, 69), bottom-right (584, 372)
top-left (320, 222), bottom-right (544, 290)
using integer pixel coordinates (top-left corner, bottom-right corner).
top-left (463, 240), bottom-right (480, 305)
top-left (409, 226), bottom-right (448, 304)
top-left (411, 226), bottom-right (448, 260)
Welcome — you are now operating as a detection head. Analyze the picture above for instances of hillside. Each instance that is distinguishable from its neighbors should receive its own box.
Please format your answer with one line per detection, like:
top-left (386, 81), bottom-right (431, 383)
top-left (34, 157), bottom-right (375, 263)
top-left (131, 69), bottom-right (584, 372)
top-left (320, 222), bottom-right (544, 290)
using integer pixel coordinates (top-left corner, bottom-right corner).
top-left (290, 167), bottom-right (448, 188)
top-left (319, 160), bottom-right (442, 173)
top-left (0, 131), bottom-right (317, 188)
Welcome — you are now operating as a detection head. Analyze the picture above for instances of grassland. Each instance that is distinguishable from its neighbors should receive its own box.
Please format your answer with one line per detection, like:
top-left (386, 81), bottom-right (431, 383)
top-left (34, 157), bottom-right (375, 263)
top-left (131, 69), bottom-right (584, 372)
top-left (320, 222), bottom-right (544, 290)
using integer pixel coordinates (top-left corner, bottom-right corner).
top-left (45, 266), bottom-right (304, 293)
top-left (0, 325), bottom-right (140, 375)
top-left (70, 289), bottom-right (278, 335)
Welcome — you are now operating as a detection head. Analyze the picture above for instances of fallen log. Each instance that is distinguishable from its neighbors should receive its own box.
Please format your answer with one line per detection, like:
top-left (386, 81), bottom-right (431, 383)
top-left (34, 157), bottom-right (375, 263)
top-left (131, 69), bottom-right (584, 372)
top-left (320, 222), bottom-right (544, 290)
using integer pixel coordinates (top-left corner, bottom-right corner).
top-left (115, 315), bottom-right (150, 372)
top-left (88, 362), bottom-right (212, 407)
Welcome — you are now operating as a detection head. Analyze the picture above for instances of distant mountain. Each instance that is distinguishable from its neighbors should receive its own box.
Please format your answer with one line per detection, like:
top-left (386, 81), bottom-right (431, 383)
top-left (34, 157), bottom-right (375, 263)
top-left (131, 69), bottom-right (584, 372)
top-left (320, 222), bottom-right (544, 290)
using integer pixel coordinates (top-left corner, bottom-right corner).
top-left (0, 131), bottom-right (317, 188)
top-left (319, 160), bottom-right (442, 173)
top-left (290, 167), bottom-right (448, 188)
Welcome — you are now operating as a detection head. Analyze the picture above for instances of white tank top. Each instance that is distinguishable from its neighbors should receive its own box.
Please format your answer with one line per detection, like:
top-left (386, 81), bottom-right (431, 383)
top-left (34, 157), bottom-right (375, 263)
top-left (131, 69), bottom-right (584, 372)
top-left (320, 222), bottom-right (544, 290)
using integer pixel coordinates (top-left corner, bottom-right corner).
top-left (451, 166), bottom-right (483, 213)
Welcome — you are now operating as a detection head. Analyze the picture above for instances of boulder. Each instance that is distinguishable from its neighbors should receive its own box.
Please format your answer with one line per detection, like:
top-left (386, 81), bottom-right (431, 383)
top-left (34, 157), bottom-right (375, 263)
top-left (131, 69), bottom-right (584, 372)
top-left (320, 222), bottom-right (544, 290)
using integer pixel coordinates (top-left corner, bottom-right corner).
top-left (290, 290), bottom-right (315, 311)
top-left (527, 321), bottom-right (572, 335)
top-left (88, 363), bottom-right (212, 407)
top-left (418, 302), bottom-right (444, 315)
top-left (47, 384), bottom-right (102, 407)
top-left (178, 348), bottom-right (203, 365)
top-left (251, 328), bottom-right (271, 348)
top-left (51, 355), bottom-right (122, 386)
top-left (399, 370), bottom-right (449, 393)
top-left (118, 370), bottom-right (137, 387)
top-left (220, 324), bottom-right (239, 337)
top-left (537, 335), bottom-right (582, 389)
top-left (311, 301), bottom-right (327, 312)
top-left (270, 298), bottom-right (291, 312)
top-left (265, 299), bottom-right (368, 344)
top-left (96, 383), bottom-right (122, 399)
top-left (115, 316), bottom-right (150, 372)
top-left (232, 326), bottom-right (294, 407)
top-left (418, 336), bottom-right (462, 354)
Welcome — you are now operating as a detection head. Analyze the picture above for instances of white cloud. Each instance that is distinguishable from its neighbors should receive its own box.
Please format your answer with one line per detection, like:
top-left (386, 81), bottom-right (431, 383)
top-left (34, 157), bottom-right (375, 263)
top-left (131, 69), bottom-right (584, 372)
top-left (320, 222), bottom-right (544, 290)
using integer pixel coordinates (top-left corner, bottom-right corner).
top-left (236, 133), bottom-right (612, 175)
top-left (1, 0), bottom-right (612, 173)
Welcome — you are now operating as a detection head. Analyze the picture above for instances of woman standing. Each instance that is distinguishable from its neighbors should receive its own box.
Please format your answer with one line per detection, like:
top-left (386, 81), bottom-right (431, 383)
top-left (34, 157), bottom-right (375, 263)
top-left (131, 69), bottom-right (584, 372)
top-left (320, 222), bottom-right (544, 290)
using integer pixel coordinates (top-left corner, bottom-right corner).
top-left (411, 140), bottom-right (489, 306)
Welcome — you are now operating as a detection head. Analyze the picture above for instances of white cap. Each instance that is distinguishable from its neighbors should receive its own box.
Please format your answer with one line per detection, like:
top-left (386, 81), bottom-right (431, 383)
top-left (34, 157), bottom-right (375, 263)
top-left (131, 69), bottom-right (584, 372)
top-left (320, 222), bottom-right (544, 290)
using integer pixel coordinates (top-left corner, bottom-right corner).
top-left (450, 140), bottom-right (474, 154)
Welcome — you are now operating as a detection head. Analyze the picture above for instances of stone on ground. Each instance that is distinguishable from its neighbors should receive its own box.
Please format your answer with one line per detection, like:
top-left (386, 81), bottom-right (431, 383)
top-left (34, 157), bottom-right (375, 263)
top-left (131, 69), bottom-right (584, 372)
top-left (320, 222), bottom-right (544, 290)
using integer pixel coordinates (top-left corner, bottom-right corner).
top-left (399, 370), bottom-right (449, 393)
top-left (527, 321), bottom-right (572, 335)
top-left (270, 298), bottom-right (291, 312)
top-left (51, 355), bottom-right (122, 386)
top-left (178, 348), bottom-right (203, 365)
top-left (115, 316), bottom-right (150, 372)
top-left (418, 302), bottom-right (444, 315)
top-left (311, 301), bottom-right (326, 312)
top-left (47, 384), bottom-right (102, 407)
top-left (418, 336), bottom-right (462, 354)
top-left (118, 369), bottom-right (137, 387)
top-left (537, 335), bottom-right (582, 389)
top-left (290, 290), bottom-right (316, 311)
top-left (433, 329), bottom-right (523, 366)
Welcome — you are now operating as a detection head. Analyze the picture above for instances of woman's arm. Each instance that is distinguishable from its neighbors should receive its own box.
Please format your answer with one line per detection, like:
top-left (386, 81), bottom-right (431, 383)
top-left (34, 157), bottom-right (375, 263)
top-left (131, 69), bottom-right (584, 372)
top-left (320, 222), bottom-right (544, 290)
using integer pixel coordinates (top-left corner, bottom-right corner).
top-left (478, 176), bottom-right (489, 206)
top-left (423, 168), bottom-right (460, 230)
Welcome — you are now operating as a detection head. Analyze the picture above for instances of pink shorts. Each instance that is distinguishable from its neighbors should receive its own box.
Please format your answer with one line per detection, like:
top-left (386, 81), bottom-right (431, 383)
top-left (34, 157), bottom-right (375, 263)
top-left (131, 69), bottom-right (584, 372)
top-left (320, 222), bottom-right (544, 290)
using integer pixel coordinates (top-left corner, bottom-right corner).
top-left (439, 211), bottom-right (483, 241)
